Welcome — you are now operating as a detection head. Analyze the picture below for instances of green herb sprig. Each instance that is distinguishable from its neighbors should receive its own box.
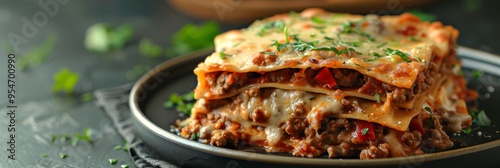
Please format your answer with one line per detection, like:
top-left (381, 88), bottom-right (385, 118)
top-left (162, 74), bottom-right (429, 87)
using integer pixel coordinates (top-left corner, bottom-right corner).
top-left (384, 48), bottom-right (412, 62)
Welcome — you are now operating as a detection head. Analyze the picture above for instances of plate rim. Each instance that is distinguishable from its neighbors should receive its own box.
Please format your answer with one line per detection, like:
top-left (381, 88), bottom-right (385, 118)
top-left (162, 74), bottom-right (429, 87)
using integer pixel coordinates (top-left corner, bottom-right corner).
top-left (129, 46), bottom-right (500, 166)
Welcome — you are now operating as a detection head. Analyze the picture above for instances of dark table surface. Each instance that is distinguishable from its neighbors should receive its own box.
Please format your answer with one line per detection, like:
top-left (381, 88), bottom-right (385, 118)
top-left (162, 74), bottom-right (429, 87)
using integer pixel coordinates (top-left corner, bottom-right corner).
top-left (0, 0), bottom-right (499, 168)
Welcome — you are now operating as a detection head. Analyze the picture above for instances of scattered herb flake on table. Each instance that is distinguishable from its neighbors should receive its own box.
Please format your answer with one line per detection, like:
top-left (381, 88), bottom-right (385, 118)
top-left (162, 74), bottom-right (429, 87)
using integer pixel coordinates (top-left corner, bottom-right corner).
top-left (50, 128), bottom-right (93, 146)
top-left (114, 145), bottom-right (123, 151)
top-left (109, 159), bottom-right (118, 165)
top-left (72, 128), bottom-right (93, 146)
top-left (84, 23), bottom-right (134, 53)
top-left (59, 153), bottom-right (68, 159)
top-left (18, 34), bottom-right (58, 70)
top-left (52, 68), bottom-right (80, 94)
top-left (139, 38), bottom-right (164, 58)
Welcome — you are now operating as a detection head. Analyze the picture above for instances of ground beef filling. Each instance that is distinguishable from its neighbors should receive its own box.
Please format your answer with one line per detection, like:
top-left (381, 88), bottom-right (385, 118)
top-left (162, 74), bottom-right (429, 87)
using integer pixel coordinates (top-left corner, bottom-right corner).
top-left (179, 95), bottom-right (433, 159)
top-left (180, 112), bottom-right (429, 159)
top-left (204, 68), bottom-right (432, 104)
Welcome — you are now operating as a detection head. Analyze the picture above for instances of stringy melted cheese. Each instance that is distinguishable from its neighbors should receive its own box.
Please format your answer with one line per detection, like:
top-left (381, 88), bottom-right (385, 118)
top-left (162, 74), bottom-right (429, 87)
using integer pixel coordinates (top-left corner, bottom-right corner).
top-left (198, 88), bottom-right (421, 135)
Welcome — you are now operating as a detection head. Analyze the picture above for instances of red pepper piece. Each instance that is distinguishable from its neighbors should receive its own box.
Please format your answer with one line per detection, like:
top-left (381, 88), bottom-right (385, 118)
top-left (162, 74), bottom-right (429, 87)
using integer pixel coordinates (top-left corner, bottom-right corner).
top-left (314, 67), bottom-right (338, 89)
top-left (409, 117), bottom-right (426, 135)
top-left (355, 120), bottom-right (375, 141)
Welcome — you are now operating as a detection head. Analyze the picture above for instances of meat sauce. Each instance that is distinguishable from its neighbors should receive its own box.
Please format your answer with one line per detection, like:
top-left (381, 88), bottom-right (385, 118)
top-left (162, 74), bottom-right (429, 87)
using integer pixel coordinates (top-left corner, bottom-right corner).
top-left (204, 68), bottom-right (430, 104)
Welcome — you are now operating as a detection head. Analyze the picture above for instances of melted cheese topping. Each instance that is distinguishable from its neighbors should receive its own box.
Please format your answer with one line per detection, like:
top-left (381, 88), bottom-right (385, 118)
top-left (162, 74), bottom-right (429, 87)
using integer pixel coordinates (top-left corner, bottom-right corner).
top-left (194, 8), bottom-right (458, 90)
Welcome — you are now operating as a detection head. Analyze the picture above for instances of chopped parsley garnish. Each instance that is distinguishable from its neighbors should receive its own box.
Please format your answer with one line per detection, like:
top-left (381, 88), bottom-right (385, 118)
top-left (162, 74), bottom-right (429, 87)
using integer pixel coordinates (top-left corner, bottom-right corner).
top-left (424, 107), bottom-right (435, 128)
top-left (59, 153), bottom-right (68, 159)
top-left (109, 159), bottom-right (118, 165)
top-left (374, 94), bottom-right (381, 103)
top-left (309, 97), bottom-right (316, 101)
top-left (376, 42), bottom-right (388, 48)
top-left (462, 127), bottom-right (472, 134)
top-left (219, 51), bottom-right (227, 59)
top-left (424, 107), bottom-right (432, 113)
top-left (272, 28), bottom-right (361, 55)
top-left (257, 20), bottom-right (286, 36)
top-left (361, 128), bottom-right (369, 135)
top-left (309, 34), bottom-right (317, 38)
top-left (284, 27), bottom-right (290, 43)
top-left (41, 153), bottom-right (48, 158)
top-left (339, 21), bottom-right (375, 42)
top-left (364, 52), bottom-right (383, 62)
top-left (272, 40), bottom-right (287, 52)
top-left (190, 133), bottom-right (199, 140)
top-left (311, 16), bottom-right (325, 24)
top-left (232, 42), bottom-right (242, 48)
top-left (340, 21), bottom-right (355, 33)
top-left (164, 91), bottom-right (196, 115)
top-left (312, 26), bottom-right (326, 33)
top-left (408, 36), bottom-right (418, 42)
top-left (311, 46), bottom-right (361, 55)
top-left (167, 21), bottom-right (220, 57)
top-left (417, 57), bottom-right (423, 62)
top-left (260, 51), bottom-right (276, 56)
top-left (339, 41), bottom-right (362, 47)
top-left (52, 68), bottom-right (80, 94)
top-left (323, 36), bottom-right (337, 45)
top-left (324, 36), bottom-right (335, 41)
top-left (139, 38), bottom-right (163, 58)
top-left (472, 70), bottom-right (483, 78)
top-left (358, 31), bottom-right (375, 42)
top-left (384, 48), bottom-right (411, 62)
top-left (121, 165), bottom-right (129, 168)
top-left (470, 109), bottom-right (491, 126)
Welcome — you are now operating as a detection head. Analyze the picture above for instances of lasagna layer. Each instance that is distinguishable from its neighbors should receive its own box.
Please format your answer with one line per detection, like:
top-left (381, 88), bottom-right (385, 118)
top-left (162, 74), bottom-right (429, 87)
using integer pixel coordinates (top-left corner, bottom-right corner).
top-left (194, 8), bottom-right (458, 100)
top-left (177, 8), bottom-right (478, 159)
top-left (179, 74), bottom-right (470, 158)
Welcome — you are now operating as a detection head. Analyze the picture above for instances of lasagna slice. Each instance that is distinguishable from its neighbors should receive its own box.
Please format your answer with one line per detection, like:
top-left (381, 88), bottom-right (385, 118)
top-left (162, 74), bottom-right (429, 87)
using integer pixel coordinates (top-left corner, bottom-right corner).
top-left (176, 8), bottom-right (478, 159)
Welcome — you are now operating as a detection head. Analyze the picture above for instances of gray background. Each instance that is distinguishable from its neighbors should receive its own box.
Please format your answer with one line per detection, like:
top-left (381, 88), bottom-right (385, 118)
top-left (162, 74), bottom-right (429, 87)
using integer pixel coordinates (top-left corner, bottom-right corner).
top-left (0, 0), bottom-right (499, 167)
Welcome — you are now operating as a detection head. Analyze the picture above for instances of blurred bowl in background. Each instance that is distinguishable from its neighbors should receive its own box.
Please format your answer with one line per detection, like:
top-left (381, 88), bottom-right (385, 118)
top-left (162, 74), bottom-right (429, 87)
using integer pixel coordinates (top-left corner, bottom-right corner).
top-left (168, 0), bottom-right (437, 24)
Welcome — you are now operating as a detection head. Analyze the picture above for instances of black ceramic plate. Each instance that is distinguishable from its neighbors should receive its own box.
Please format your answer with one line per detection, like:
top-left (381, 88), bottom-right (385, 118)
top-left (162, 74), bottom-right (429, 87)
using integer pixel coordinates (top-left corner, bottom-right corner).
top-left (129, 47), bottom-right (500, 168)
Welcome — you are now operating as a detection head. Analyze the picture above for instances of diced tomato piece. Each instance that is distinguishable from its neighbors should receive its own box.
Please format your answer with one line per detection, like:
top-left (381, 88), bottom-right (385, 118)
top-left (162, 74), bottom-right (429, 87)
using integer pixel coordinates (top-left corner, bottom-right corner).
top-left (314, 67), bottom-right (337, 89)
top-left (354, 120), bottom-right (376, 141)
